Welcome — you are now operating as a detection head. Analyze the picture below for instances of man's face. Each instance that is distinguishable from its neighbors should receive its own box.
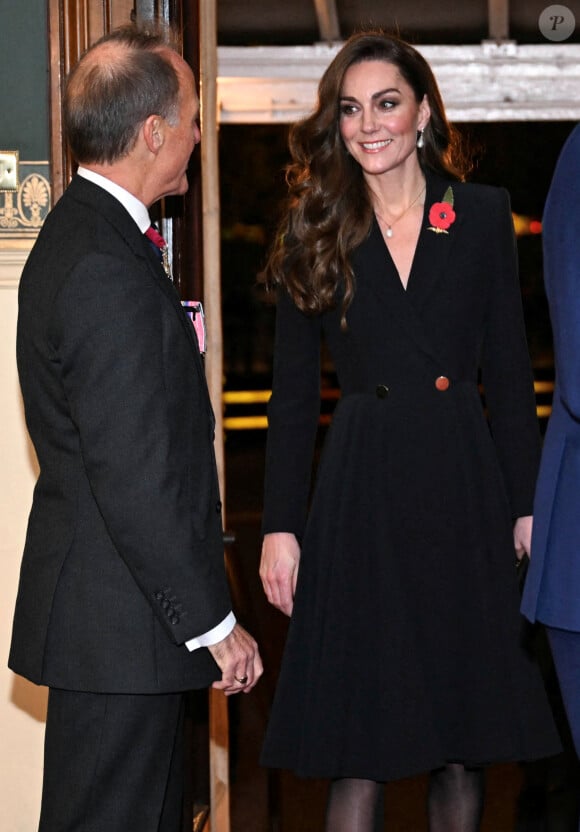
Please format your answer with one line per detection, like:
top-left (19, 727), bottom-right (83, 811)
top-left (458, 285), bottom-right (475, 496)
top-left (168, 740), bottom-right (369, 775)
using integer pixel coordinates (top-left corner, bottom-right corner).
top-left (156, 53), bottom-right (201, 198)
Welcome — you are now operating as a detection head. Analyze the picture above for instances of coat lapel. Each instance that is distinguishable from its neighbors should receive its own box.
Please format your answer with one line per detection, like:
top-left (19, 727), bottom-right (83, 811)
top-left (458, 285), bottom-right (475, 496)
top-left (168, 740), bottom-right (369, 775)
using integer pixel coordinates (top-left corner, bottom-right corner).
top-left (355, 172), bottom-right (465, 369)
top-left (406, 172), bottom-right (464, 305)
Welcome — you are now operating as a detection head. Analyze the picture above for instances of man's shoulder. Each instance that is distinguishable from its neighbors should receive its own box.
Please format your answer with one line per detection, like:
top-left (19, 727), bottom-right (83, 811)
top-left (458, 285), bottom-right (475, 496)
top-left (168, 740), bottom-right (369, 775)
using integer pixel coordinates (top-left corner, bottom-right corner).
top-left (29, 178), bottom-right (141, 267)
top-left (29, 179), bottom-right (110, 256)
top-left (20, 189), bottom-right (149, 316)
top-left (56, 176), bottom-right (134, 231)
top-left (22, 199), bottom-right (108, 286)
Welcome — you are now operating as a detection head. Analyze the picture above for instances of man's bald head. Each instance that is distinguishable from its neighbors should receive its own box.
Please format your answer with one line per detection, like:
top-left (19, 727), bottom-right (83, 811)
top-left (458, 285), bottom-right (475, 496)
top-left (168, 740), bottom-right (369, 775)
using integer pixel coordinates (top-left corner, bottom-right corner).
top-left (64, 25), bottom-right (182, 165)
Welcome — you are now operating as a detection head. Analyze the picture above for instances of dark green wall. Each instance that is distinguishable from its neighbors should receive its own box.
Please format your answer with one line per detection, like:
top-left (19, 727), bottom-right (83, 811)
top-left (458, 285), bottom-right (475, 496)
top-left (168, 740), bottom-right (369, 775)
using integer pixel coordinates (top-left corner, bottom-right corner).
top-left (0, 0), bottom-right (49, 160)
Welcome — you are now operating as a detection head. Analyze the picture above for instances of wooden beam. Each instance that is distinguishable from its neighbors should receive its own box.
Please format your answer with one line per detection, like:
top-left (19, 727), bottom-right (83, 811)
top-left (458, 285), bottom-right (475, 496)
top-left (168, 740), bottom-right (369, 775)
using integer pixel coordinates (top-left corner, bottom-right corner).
top-left (48, 0), bottom-right (66, 203)
top-left (200, 2), bottom-right (230, 827)
top-left (488, 0), bottom-right (510, 41)
top-left (200, 0), bottom-right (224, 504)
top-left (313, 0), bottom-right (340, 42)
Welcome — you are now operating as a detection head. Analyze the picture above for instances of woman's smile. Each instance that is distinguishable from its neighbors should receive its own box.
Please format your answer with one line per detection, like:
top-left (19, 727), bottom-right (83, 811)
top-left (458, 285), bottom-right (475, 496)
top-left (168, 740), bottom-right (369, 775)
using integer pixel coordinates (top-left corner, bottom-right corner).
top-left (359, 138), bottom-right (394, 152)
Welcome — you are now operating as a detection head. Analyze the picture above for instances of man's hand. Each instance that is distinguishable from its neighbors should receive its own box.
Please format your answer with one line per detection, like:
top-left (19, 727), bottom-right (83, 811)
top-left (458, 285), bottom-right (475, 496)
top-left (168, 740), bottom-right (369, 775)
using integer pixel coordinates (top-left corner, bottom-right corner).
top-left (208, 623), bottom-right (262, 695)
top-left (259, 532), bottom-right (301, 617)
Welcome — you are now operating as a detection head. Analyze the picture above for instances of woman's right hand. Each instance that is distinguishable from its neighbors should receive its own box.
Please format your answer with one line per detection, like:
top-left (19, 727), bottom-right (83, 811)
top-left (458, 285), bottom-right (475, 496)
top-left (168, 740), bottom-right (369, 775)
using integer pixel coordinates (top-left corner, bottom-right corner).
top-left (259, 532), bottom-right (301, 616)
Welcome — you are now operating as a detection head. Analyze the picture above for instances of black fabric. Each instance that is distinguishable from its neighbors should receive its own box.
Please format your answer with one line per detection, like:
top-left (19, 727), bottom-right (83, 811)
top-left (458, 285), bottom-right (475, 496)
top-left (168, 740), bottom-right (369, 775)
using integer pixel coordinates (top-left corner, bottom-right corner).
top-left (39, 689), bottom-right (185, 832)
top-left (261, 174), bottom-right (561, 781)
top-left (10, 175), bottom-right (230, 693)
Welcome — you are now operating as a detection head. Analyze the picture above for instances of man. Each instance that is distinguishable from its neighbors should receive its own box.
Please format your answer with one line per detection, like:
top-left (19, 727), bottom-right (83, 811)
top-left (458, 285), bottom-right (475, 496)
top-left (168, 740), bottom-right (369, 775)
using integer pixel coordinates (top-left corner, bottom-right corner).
top-left (9, 24), bottom-right (262, 832)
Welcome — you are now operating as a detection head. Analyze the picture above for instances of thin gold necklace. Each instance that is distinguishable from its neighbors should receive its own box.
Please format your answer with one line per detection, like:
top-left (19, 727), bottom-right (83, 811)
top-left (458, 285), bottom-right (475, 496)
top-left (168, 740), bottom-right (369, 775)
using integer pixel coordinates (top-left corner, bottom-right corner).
top-left (375, 184), bottom-right (426, 239)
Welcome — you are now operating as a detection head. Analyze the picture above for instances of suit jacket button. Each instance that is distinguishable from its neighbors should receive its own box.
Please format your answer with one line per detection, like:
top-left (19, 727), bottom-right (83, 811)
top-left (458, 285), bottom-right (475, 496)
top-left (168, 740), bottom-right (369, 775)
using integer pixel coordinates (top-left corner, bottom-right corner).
top-left (216, 501), bottom-right (222, 513)
top-left (376, 384), bottom-right (389, 398)
top-left (435, 375), bottom-right (450, 391)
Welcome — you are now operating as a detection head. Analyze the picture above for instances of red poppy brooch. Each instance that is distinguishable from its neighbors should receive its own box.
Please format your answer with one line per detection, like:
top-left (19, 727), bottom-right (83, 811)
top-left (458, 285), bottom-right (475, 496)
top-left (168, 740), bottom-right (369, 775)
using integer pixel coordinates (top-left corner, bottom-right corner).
top-left (428, 186), bottom-right (456, 234)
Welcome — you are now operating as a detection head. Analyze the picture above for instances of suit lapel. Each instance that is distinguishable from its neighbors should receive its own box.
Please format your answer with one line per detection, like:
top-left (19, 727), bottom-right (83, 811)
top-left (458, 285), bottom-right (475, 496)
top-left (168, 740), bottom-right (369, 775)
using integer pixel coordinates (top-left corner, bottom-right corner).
top-left (138, 236), bottom-right (216, 427)
top-left (67, 177), bottom-right (215, 424)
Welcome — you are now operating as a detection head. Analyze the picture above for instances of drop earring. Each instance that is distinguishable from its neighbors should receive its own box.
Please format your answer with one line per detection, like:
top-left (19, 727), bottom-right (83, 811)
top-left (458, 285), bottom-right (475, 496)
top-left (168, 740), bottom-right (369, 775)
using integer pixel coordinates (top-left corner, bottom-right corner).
top-left (417, 129), bottom-right (425, 149)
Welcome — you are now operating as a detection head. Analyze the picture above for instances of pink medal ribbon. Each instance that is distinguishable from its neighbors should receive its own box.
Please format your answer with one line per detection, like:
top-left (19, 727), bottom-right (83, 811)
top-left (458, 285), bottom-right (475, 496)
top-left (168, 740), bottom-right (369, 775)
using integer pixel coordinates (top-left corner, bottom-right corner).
top-left (181, 301), bottom-right (206, 355)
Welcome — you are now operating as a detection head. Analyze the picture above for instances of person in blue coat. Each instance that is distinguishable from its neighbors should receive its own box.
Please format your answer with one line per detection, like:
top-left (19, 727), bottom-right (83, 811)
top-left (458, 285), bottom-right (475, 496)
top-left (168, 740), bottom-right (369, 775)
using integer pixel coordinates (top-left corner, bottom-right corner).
top-left (522, 122), bottom-right (580, 763)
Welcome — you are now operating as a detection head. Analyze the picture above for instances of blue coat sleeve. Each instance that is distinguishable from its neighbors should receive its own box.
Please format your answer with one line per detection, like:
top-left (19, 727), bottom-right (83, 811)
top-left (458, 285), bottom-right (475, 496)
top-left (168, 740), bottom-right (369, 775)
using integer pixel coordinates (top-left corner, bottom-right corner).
top-left (543, 123), bottom-right (580, 422)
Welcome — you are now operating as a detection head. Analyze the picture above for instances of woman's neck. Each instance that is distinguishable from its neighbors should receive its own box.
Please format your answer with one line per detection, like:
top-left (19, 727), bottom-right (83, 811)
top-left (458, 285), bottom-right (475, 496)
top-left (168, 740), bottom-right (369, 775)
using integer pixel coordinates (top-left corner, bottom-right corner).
top-left (368, 166), bottom-right (427, 217)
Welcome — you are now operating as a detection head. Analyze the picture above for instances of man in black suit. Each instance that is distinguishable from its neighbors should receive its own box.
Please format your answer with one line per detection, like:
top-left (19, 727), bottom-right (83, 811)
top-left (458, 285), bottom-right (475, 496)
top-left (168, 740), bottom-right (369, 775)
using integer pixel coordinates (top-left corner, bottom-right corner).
top-left (9, 23), bottom-right (262, 832)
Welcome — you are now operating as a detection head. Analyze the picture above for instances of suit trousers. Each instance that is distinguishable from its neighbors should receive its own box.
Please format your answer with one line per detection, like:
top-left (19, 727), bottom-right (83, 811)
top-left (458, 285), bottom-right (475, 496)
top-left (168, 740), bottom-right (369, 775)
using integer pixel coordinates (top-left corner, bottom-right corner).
top-left (546, 626), bottom-right (580, 758)
top-left (38, 688), bottom-right (185, 832)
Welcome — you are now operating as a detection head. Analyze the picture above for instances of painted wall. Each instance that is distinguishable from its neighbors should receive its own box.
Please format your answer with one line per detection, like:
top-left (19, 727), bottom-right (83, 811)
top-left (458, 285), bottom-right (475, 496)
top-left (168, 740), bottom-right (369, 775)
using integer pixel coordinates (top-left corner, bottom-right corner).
top-left (1, 2), bottom-right (49, 828)
top-left (0, 0), bottom-right (49, 159)
top-left (0, 251), bottom-right (46, 831)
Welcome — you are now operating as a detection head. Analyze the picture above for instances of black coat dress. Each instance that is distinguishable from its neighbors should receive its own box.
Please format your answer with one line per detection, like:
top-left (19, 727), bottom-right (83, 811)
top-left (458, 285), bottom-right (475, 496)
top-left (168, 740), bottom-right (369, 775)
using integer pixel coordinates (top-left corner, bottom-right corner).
top-left (260, 174), bottom-right (561, 782)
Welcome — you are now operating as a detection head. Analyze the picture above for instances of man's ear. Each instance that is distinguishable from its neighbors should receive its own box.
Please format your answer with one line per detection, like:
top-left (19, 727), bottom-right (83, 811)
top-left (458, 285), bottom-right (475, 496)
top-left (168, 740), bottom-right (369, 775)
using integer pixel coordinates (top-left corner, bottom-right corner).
top-left (142, 115), bottom-right (164, 154)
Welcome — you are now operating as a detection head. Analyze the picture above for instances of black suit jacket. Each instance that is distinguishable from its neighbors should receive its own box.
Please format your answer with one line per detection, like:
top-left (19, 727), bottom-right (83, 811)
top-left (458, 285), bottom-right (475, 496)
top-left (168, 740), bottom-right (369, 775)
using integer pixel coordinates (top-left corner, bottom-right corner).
top-left (9, 176), bottom-right (231, 694)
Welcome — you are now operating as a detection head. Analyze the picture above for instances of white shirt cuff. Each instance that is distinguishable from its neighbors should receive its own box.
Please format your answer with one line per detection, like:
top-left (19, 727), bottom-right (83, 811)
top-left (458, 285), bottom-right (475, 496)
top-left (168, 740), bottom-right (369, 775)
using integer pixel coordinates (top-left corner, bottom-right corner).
top-left (185, 611), bottom-right (236, 652)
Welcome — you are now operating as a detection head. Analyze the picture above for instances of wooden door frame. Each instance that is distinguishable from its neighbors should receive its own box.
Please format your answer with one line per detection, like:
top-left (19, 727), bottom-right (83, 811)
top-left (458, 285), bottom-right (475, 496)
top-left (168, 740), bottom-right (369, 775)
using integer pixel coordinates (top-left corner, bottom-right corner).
top-left (48, 0), bottom-right (135, 200)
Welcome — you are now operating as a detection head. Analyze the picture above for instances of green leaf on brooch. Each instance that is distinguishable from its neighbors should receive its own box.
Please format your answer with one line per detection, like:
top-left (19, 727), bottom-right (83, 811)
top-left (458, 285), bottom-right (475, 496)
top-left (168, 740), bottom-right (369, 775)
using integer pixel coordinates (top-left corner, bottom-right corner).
top-left (443, 186), bottom-right (454, 206)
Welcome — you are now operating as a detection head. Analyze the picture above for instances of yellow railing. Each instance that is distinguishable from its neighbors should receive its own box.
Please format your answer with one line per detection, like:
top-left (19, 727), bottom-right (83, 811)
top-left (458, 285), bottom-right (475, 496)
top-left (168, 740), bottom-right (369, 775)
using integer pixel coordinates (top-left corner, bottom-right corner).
top-left (223, 381), bottom-right (555, 431)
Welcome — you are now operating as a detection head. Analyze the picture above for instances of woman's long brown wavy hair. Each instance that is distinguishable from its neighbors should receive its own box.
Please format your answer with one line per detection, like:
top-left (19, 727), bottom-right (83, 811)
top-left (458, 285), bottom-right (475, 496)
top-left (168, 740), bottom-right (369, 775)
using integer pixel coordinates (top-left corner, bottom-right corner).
top-left (262, 31), bottom-right (469, 324)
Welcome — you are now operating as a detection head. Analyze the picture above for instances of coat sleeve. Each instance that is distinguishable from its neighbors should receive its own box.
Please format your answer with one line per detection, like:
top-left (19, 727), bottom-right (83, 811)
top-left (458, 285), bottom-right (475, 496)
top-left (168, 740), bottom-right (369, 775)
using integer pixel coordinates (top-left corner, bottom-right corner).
top-left (48, 252), bottom-right (231, 644)
top-left (262, 289), bottom-right (323, 537)
top-left (542, 124), bottom-right (580, 421)
top-left (480, 187), bottom-right (541, 518)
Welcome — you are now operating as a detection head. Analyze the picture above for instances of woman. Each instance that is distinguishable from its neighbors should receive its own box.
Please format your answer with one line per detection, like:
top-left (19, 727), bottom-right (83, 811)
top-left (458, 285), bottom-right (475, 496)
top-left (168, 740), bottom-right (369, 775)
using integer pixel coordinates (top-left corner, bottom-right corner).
top-left (259, 31), bottom-right (560, 831)
top-left (522, 123), bottom-right (580, 769)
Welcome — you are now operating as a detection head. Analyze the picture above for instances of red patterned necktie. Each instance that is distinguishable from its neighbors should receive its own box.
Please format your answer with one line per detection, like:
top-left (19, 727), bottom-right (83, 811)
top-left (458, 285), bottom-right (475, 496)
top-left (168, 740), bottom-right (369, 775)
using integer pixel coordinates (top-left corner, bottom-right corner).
top-left (145, 225), bottom-right (171, 277)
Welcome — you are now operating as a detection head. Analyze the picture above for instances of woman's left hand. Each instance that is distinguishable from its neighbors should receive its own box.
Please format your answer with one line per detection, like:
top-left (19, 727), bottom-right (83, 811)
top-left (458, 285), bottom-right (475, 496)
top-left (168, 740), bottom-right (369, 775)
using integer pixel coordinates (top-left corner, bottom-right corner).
top-left (513, 515), bottom-right (533, 560)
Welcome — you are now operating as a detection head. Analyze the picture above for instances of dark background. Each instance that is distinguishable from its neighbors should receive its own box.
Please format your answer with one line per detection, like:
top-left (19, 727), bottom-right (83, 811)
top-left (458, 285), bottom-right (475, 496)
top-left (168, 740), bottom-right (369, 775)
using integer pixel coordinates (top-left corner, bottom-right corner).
top-left (219, 119), bottom-right (577, 391)
top-left (217, 0), bottom-right (580, 46)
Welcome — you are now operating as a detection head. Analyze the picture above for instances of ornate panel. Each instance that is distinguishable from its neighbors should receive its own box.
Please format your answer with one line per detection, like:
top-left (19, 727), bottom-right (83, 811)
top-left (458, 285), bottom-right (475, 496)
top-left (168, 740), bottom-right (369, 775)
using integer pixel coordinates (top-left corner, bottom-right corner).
top-left (0, 163), bottom-right (51, 250)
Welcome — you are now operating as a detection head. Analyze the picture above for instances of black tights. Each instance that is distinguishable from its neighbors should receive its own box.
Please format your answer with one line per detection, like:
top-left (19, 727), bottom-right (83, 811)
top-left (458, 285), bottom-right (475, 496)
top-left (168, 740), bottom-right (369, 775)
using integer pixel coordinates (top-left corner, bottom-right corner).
top-left (324, 764), bottom-right (485, 832)
top-left (427, 764), bottom-right (485, 832)
top-left (324, 778), bottom-right (382, 832)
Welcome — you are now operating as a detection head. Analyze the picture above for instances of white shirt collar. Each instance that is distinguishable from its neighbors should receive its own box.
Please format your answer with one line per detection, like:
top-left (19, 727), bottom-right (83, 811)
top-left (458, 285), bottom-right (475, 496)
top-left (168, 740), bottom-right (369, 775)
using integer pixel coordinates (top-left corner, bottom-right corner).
top-left (76, 167), bottom-right (151, 234)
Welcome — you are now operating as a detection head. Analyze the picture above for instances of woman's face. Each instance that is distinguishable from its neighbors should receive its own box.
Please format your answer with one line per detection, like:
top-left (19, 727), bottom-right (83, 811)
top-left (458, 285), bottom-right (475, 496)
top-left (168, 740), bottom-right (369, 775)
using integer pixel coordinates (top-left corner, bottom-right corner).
top-left (338, 59), bottom-right (430, 178)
